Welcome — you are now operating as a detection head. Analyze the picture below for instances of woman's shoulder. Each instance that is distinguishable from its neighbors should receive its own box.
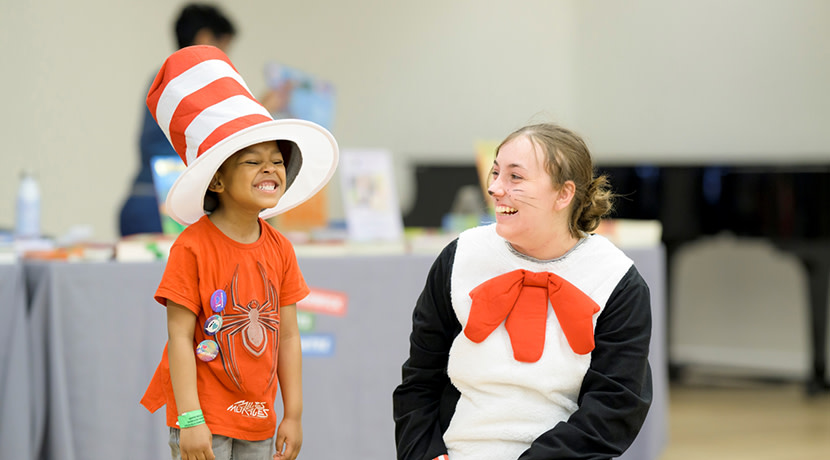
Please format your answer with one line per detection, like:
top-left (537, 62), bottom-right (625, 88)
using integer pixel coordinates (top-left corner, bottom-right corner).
top-left (581, 233), bottom-right (631, 262)
top-left (571, 234), bottom-right (636, 288)
top-left (457, 223), bottom-right (500, 247)
top-left (453, 224), bottom-right (515, 277)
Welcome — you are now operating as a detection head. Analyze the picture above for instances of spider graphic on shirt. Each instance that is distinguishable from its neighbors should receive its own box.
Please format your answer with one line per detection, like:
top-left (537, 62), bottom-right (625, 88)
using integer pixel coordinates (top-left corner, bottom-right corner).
top-left (216, 262), bottom-right (280, 391)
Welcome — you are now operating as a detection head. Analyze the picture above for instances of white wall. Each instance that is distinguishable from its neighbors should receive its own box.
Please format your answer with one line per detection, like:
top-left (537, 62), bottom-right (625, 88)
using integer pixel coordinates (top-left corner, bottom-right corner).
top-left (0, 0), bottom-right (577, 241)
top-left (8, 0), bottom-right (828, 243)
top-left (2, 0), bottom-right (829, 375)
top-left (569, 0), bottom-right (830, 164)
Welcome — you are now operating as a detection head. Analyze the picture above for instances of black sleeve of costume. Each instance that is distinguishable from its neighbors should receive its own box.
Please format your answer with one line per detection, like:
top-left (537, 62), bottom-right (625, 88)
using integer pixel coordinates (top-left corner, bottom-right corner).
top-left (393, 240), bottom-right (461, 460)
top-left (517, 265), bottom-right (654, 460)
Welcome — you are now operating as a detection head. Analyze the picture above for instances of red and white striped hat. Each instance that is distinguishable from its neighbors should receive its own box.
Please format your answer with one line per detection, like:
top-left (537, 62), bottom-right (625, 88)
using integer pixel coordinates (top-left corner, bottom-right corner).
top-left (146, 45), bottom-right (338, 225)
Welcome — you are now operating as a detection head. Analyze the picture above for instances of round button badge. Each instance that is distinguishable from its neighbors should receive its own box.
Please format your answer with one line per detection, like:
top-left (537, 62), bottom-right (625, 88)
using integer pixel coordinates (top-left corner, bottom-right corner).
top-left (210, 289), bottom-right (227, 313)
top-left (196, 340), bottom-right (219, 362)
top-left (204, 314), bottom-right (223, 335)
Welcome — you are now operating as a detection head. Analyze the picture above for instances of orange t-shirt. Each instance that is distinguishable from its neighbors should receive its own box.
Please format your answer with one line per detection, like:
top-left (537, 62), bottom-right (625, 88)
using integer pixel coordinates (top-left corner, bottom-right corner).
top-left (140, 216), bottom-right (309, 441)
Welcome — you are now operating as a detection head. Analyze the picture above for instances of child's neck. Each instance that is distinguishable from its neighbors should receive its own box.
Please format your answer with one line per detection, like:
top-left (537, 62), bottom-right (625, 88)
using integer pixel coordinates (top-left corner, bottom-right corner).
top-left (208, 208), bottom-right (261, 244)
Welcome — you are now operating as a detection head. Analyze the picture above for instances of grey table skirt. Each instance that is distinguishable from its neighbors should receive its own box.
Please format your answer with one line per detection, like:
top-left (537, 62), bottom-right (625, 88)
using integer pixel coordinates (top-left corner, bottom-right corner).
top-left (0, 264), bottom-right (34, 460)
top-left (8, 246), bottom-right (666, 460)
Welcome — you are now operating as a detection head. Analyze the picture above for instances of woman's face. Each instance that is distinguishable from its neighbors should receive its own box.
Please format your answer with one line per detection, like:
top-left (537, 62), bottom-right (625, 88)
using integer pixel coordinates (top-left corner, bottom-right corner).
top-left (488, 135), bottom-right (570, 255)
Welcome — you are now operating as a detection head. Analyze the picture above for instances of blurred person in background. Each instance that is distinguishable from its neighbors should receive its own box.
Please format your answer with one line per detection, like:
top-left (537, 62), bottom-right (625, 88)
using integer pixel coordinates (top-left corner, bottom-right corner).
top-left (119, 3), bottom-right (287, 236)
top-left (119, 3), bottom-right (236, 236)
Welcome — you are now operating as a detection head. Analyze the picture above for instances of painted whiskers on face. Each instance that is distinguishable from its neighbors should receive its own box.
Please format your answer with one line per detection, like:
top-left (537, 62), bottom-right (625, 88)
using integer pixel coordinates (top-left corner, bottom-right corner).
top-left (490, 167), bottom-right (545, 214)
top-left (509, 187), bottom-right (543, 209)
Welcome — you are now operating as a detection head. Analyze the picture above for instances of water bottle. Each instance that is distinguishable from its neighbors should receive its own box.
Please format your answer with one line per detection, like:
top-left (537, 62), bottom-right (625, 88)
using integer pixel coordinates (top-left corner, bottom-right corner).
top-left (15, 170), bottom-right (41, 239)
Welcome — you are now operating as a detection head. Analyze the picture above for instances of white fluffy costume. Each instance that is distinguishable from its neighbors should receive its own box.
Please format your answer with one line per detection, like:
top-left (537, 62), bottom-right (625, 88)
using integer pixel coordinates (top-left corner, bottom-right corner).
top-left (393, 224), bottom-right (652, 460)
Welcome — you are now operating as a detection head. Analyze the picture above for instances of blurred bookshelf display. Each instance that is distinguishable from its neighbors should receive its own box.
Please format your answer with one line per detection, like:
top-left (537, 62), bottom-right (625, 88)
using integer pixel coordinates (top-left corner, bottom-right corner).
top-left (338, 148), bottom-right (405, 243)
top-left (0, 217), bottom-right (663, 264)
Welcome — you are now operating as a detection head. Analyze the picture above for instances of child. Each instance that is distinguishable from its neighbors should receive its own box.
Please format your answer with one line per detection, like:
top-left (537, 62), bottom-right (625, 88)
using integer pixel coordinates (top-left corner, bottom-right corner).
top-left (140, 45), bottom-right (338, 460)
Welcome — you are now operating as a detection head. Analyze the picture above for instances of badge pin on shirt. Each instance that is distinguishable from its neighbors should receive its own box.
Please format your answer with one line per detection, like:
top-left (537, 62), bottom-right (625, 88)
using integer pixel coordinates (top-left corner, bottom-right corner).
top-left (197, 289), bottom-right (227, 362)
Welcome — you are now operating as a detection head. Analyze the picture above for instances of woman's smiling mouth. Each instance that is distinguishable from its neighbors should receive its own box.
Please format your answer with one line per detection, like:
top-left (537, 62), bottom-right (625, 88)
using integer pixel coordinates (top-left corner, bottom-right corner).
top-left (495, 205), bottom-right (518, 215)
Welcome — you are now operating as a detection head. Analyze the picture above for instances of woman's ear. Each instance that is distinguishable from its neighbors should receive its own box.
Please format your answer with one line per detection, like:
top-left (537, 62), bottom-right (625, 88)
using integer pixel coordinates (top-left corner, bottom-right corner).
top-left (554, 180), bottom-right (576, 211)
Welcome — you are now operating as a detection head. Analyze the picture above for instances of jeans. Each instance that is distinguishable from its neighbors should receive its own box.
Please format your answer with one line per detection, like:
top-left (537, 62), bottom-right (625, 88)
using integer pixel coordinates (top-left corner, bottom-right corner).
top-left (169, 428), bottom-right (274, 460)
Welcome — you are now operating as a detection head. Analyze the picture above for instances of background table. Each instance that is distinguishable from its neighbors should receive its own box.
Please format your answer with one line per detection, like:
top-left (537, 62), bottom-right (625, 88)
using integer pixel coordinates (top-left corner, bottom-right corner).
top-left (21, 246), bottom-right (666, 460)
top-left (25, 261), bottom-right (170, 460)
top-left (0, 264), bottom-right (33, 460)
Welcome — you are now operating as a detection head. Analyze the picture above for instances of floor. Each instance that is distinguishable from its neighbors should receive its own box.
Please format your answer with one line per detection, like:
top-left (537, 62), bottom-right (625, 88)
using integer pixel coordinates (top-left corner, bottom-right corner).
top-left (659, 376), bottom-right (830, 460)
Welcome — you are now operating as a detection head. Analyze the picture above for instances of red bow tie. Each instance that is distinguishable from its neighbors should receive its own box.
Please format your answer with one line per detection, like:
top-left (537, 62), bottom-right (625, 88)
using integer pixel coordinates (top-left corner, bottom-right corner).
top-left (464, 269), bottom-right (600, 362)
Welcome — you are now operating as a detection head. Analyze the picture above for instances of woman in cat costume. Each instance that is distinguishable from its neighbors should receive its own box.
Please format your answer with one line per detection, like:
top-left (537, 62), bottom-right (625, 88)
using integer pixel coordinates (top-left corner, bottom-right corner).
top-left (393, 123), bottom-right (652, 460)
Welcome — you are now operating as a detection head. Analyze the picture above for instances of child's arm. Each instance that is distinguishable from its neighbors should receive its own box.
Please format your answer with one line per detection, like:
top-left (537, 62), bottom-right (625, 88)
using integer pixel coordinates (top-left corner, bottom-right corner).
top-left (167, 300), bottom-right (215, 459)
top-left (274, 303), bottom-right (303, 460)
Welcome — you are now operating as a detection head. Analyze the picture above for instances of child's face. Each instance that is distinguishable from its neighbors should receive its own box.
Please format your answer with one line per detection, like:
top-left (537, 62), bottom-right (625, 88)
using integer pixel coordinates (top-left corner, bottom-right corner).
top-left (212, 141), bottom-right (287, 216)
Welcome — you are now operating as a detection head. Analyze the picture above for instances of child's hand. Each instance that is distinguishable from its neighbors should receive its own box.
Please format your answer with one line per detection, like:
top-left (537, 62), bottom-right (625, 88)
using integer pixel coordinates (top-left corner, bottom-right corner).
top-left (180, 424), bottom-right (214, 460)
top-left (273, 417), bottom-right (302, 460)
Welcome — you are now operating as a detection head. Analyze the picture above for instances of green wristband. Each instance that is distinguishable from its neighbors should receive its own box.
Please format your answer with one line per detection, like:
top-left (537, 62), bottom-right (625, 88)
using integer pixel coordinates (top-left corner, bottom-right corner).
top-left (177, 409), bottom-right (205, 428)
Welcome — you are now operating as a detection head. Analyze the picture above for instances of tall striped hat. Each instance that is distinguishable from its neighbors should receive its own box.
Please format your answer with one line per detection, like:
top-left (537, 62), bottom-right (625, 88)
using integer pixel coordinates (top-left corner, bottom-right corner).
top-left (146, 45), bottom-right (338, 225)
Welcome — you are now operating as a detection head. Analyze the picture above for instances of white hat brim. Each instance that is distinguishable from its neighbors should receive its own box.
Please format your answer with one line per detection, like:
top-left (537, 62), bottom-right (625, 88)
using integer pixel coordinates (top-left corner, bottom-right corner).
top-left (165, 118), bottom-right (338, 226)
